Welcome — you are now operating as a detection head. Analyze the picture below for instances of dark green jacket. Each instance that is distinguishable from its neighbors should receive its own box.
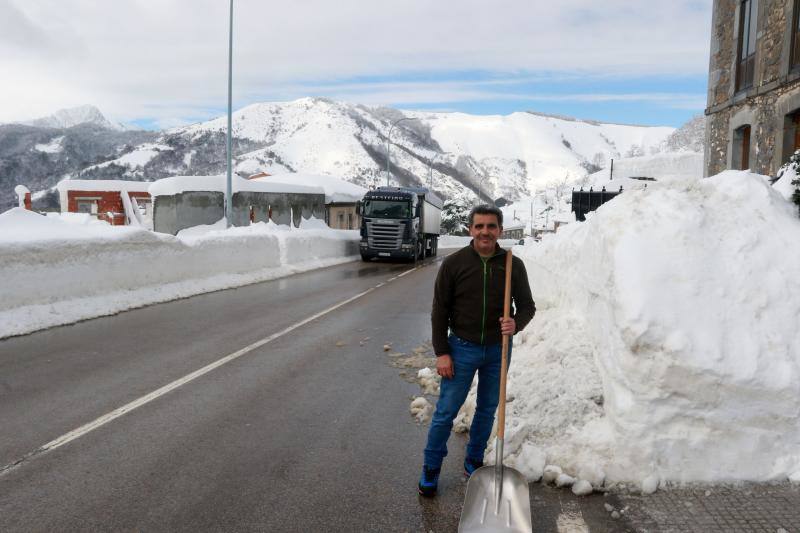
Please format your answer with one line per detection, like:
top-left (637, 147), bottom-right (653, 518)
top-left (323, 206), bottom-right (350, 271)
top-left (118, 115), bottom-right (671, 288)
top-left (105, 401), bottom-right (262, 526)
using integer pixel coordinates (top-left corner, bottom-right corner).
top-left (431, 243), bottom-right (535, 355)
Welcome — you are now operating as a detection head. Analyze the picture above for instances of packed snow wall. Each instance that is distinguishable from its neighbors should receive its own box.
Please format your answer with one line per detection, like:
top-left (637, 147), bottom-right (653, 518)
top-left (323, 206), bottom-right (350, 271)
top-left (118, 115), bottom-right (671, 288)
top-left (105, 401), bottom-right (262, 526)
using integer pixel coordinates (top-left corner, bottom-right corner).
top-left (475, 171), bottom-right (800, 487)
top-left (0, 209), bottom-right (359, 338)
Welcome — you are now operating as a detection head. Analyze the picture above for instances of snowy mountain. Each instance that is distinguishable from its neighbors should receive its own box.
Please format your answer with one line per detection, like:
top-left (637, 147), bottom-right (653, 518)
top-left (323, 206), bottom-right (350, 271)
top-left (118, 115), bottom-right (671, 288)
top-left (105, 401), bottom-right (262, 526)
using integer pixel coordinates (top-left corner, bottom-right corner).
top-left (1, 98), bottom-right (682, 211)
top-left (21, 105), bottom-right (127, 131)
top-left (172, 98), bottom-right (674, 204)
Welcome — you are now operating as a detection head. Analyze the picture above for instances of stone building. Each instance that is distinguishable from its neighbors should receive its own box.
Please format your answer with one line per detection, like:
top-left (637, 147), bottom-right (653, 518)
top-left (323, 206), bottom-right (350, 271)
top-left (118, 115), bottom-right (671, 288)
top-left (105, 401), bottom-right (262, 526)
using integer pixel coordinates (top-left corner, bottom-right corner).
top-left (706, 0), bottom-right (800, 177)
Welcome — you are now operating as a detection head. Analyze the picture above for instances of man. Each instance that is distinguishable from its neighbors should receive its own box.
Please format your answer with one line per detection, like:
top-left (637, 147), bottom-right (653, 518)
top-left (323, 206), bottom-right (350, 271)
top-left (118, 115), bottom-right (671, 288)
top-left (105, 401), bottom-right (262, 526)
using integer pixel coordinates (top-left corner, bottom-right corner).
top-left (418, 204), bottom-right (535, 497)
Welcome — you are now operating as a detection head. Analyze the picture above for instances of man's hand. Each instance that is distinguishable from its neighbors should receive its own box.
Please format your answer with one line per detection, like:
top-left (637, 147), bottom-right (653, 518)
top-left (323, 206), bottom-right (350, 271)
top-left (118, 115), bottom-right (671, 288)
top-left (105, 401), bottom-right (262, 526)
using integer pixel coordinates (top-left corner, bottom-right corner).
top-left (436, 354), bottom-right (454, 379)
top-left (499, 317), bottom-right (516, 336)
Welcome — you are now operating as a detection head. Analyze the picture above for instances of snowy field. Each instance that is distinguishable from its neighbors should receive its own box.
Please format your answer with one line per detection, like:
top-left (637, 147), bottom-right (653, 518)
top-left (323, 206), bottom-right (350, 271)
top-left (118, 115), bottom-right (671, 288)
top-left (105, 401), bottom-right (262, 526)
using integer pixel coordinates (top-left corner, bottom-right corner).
top-left (419, 170), bottom-right (800, 492)
top-left (0, 209), bottom-right (359, 339)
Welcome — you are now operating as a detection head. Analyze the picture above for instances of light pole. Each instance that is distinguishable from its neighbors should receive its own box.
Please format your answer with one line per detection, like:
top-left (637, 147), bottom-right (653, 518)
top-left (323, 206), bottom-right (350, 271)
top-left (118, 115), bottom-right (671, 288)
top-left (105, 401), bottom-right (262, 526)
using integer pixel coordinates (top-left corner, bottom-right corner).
top-left (386, 117), bottom-right (417, 187)
top-left (224, 0), bottom-right (234, 228)
top-left (475, 175), bottom-right (489, 205)
top-left (427, 151), bottom-right (450, 188)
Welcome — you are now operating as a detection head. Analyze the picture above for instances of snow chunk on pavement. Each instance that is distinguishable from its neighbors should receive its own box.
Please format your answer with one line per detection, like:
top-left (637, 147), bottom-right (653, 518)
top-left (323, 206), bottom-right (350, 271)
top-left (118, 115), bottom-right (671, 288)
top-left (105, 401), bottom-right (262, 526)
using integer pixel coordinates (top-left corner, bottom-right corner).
top-left (410, 397), bottom-right (433, 424)
top-left (641, 475), bottom-right (660, 495)
top-left (542, 465), bottom-right (562, 484)
top-left (417, 367), bottom-right (441, 395)
top-left (572, 479), bottom-right (593, 496)
top-left (555, 473), bottom-right (576, 488)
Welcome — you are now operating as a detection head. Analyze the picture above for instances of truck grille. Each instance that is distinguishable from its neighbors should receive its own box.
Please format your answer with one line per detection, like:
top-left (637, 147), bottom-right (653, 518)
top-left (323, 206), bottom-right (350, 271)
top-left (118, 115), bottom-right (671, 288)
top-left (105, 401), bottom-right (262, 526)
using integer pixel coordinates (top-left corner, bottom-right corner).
top-left (367, 221), bottom-right (404, 250)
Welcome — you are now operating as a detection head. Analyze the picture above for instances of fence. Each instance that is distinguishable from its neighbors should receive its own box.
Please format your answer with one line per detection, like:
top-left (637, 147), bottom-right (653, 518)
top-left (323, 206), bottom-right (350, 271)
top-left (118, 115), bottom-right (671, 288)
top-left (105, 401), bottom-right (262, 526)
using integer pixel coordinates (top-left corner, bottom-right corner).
top-left (571, 186), bottom-right (624, 222)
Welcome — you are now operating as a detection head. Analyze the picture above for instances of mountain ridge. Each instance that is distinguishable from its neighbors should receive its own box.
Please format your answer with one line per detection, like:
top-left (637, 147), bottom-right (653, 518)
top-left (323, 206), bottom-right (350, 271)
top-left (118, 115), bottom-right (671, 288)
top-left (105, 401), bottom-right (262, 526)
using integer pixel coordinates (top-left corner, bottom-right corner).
top-left (1, 99), bottom-right (701, 212)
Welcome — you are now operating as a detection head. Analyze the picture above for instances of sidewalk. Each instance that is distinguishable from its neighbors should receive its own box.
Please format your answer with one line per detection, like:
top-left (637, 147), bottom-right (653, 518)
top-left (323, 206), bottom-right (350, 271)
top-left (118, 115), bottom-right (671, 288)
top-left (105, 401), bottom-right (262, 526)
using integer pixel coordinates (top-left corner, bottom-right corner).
top-left (530, 481), bottom-right (800, 532)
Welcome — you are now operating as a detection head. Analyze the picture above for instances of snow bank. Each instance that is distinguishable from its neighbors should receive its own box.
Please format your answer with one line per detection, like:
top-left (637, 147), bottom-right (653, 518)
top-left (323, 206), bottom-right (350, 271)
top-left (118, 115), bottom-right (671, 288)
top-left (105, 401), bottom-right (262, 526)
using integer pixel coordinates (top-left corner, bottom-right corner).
top-left (0, 208), bottom-right (359, 338)
top-left (774, 167), bottom-right (798, 201)
top-left (148, 174), bottom-right (323, 197)
top-left (586, 151), bottom-right (704, 192)
top-left (462, 171), bottom-right (800, 487)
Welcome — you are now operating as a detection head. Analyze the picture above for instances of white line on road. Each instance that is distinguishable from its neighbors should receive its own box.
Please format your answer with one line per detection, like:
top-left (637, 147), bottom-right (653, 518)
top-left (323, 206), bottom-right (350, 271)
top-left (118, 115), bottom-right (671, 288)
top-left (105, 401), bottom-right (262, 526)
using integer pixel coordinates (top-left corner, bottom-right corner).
top-left (1, 263), bottom-right (426, 477)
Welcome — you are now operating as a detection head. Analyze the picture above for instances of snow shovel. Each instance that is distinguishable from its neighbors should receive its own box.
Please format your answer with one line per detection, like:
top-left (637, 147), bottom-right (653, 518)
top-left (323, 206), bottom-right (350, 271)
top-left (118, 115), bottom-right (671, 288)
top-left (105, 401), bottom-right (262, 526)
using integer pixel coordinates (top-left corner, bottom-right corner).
top-left (458, 249), bottom-right (532, 533)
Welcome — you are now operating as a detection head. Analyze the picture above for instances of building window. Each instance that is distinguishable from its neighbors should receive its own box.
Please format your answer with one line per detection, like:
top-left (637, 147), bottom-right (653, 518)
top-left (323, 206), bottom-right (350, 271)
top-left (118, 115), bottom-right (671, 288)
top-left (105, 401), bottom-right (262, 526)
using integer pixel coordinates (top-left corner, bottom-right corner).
top-left (347, 212), bottom-right (353, 230)
top-left (337, 212), bottom-right (344, 229)
top-left (782, 110), bottom-right (800, 163)
top-left (732, 125), bottom-right (751, 170)
top-left (736, 0), bottom-right (757, 92)
top-left (75, 198), bottom-right (99, 217)
top-left (792, 0), bottom-right (800, 69)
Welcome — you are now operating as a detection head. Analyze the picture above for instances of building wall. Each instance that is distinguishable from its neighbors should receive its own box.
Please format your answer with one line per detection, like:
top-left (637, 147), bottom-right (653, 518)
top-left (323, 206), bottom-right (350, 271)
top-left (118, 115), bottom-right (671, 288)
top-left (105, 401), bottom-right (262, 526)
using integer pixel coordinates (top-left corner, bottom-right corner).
top-left (326, 204), bottom-right (360, 229)
top-left (66, 190), bottom-right (151, 226)
top-left (153, 190), bottom-right (327, 235)
top-left (706, 0), bottom-right (800, 177)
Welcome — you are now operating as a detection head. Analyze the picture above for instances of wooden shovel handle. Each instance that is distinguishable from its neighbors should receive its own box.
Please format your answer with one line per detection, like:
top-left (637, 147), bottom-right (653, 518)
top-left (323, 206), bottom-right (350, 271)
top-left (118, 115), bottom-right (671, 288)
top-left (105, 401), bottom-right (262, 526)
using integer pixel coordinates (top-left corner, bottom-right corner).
top-left (497, 249), bottom-right (513, 439)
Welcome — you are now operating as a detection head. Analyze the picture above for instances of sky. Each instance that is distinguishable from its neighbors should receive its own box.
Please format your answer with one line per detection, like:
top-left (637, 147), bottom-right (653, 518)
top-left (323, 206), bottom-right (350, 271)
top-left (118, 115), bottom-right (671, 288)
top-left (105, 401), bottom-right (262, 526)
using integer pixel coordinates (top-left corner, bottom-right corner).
top-left (0, 0), bottom-right (712, 130)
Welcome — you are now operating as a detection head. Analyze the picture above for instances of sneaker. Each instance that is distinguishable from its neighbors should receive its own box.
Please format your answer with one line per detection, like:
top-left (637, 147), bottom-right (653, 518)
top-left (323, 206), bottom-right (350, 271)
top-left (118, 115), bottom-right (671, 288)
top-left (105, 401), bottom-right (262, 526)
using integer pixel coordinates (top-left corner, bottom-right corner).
top-left (418, 465), bottom-right (441, 497)
top-left (464, 457), bottom-right (484, 478)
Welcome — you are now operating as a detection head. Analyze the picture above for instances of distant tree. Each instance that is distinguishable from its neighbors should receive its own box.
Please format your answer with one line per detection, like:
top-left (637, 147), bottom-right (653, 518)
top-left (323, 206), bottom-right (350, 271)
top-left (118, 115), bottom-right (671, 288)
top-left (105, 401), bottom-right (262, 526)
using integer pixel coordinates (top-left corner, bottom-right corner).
top-left (625, 144), bottom-right (645, 158)
top-left (441, 199), bottom-right (470, 235)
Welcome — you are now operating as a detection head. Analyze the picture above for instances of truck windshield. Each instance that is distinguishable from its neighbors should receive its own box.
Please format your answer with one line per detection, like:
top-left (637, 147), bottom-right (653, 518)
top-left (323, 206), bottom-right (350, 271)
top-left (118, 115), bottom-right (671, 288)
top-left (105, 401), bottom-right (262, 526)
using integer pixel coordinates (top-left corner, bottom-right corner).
top-left (363, 200), bottom-right (411, 219)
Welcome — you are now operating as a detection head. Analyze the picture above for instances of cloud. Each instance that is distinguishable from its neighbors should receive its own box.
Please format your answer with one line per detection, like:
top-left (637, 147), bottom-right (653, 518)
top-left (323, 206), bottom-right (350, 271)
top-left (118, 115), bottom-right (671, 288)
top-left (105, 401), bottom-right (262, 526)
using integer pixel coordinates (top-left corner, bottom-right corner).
top-left (0, 0), bottom-right (712, 124)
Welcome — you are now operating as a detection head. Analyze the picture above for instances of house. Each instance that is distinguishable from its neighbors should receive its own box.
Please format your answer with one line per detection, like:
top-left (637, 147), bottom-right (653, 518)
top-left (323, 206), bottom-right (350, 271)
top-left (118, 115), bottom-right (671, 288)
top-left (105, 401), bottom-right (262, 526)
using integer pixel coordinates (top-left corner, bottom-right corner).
top-left (56, 179), bottom-right (152, 227)
top-left (705, 0), bottom-right (800, 177)
top-left (250, 173), bottom-right (367, 230)
top-left (148, 175), bottom-right (326, 235)
top-left (501, 222), bottom-right (526, 239)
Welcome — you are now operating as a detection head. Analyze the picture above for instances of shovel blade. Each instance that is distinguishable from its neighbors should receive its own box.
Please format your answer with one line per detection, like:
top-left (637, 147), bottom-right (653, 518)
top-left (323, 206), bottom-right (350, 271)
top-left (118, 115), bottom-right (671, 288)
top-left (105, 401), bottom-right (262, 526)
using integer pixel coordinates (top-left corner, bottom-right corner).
top-left (458, 465), bottom-right (532, 533)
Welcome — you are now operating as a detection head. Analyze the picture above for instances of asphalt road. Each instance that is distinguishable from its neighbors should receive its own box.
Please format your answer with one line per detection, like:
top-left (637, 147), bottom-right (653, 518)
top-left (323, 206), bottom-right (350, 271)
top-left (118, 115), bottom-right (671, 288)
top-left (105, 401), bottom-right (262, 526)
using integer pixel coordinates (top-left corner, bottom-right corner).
top-left (0, 252), bottom-right (479, 532)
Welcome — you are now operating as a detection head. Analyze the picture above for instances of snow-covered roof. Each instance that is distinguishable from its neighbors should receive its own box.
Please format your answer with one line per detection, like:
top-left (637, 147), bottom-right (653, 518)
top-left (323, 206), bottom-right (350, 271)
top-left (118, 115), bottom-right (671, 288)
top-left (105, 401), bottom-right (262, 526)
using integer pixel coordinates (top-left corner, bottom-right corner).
top-left (148, 174), bottom-right (324, 197)
top-left (251, 172), bottom-right (367, 204)
top-left (56, 179), bottom-right (153, 193)
top-left (586, 152), bottom-right (704, 191)
top-left (502, 222), bottom-right (526, 231)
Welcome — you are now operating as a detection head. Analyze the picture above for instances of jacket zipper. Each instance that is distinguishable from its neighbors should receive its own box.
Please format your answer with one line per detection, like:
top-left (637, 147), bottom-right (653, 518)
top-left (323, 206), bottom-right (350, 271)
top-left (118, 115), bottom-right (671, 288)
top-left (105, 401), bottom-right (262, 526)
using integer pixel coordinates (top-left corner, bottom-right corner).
top-left (481, 259), bottom-right (487, 344)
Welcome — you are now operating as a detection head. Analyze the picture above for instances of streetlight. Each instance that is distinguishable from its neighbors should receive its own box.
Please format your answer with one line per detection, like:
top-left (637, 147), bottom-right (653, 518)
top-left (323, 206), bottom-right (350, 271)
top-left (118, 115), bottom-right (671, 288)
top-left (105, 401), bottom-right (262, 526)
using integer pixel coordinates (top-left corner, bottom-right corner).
top-left (475, 175), bottom-right (490, 205)
top-left (427, 151), bottom-right (450, 188)
top-left (224, 0), bottom-right (234, 228)
top-left (386, 117), bottom-right (418, 187)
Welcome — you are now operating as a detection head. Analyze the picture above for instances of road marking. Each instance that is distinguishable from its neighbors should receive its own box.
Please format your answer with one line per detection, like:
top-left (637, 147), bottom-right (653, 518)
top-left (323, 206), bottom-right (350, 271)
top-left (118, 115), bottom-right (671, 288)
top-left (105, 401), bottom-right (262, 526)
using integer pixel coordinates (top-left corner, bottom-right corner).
top-left (1, 263), bottom-right (424, 477)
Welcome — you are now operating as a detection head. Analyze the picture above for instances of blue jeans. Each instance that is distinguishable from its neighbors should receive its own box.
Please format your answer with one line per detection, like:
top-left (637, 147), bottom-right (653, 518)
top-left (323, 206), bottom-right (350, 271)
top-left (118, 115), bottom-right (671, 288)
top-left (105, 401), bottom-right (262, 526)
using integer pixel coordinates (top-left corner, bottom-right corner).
top-left (423, 334), bottom-right (511, 469)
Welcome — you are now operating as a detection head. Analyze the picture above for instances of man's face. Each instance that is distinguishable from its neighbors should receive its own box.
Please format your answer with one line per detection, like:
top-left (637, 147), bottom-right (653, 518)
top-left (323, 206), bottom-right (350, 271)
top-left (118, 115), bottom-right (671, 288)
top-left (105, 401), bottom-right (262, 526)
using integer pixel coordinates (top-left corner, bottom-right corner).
top-left (469, 213), bottom-right (502, 256)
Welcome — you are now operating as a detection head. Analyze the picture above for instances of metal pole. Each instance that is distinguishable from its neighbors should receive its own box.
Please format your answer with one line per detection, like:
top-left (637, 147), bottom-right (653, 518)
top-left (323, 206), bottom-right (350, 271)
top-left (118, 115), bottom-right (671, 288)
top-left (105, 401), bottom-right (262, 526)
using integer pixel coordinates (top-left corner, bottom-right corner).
top-left (529, 199), bottom-right (533, 237)
top-left (385, 117), bottom-right (416, 187)
top-left (225, 0), bottom-right (234, 227)
top-left (610, 158), bottom-right (614, 181)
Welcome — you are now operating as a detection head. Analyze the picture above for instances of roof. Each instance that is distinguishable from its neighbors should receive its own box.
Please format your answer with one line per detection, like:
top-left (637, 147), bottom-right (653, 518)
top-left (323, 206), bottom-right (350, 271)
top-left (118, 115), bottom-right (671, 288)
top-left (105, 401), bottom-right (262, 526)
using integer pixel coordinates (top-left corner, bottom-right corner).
top-left (148, 174), bottom-right (324, 197)
top-left (251, 173), bottom-right (367, 204)
top-left (56, 179), bottom-right (153, 193)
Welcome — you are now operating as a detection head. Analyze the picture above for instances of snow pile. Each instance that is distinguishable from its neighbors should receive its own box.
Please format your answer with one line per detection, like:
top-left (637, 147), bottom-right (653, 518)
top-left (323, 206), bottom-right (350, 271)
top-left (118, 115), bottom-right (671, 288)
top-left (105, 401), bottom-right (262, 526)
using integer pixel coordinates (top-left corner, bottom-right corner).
top-left (774, 166), bottom-right (798, 201)
top-left (585, 151), bottom-right (704, 191)
top-left (460, 171), bottom-right (800, 488)
top-left (0, 208), bottom-right (359, 338)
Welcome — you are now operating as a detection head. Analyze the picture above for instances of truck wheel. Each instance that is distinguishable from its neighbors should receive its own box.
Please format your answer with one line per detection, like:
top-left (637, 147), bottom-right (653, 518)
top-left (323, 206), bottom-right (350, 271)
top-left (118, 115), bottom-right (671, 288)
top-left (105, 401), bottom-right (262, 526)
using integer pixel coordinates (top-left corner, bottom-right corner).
top-left (360, 253), bottom-right (371, 262)
top-left (431, 237), bottom-right (438, 256)
top-left (416, 241), bottom-right (424, 260)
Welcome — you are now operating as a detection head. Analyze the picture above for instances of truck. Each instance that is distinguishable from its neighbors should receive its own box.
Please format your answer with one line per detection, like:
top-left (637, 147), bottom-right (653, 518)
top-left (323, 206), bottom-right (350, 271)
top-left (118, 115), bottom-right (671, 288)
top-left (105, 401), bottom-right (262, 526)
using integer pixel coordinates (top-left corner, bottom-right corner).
top-left (357, 186), bottom-right (443, 261)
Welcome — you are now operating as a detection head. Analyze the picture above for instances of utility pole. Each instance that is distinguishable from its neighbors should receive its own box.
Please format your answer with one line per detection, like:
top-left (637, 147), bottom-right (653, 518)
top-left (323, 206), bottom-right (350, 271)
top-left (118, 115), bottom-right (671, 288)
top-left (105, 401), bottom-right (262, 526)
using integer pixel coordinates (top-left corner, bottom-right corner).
top-left (225, 0), bottom-right (234, 227)
top-left (386, 117), bottom-right (416, 187)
